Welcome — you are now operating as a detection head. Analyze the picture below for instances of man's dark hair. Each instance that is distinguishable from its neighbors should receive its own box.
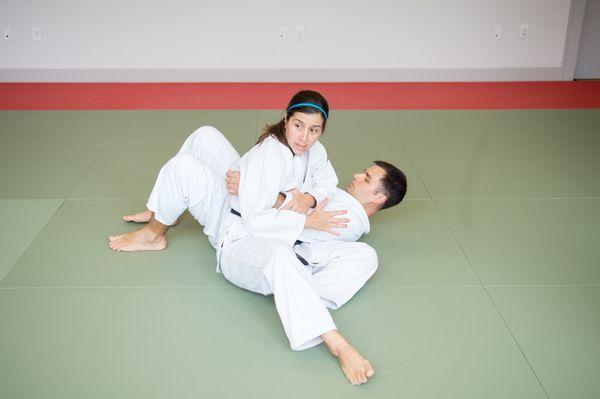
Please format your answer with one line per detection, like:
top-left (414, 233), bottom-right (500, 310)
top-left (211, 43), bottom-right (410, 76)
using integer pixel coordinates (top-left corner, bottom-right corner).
top-left (373, 160), bottom-right (407, 210)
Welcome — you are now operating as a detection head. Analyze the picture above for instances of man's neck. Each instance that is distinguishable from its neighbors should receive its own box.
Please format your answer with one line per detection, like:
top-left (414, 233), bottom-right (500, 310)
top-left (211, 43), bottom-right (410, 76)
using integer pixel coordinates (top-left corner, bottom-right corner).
top-left (363, 204), bottom-right (378, 218)
top-left (343, 188), bottom-right (378, 218)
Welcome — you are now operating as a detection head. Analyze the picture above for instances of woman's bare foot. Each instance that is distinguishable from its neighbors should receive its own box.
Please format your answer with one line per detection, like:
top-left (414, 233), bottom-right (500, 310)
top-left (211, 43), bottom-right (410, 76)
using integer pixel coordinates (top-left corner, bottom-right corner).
top-left (122, 209), bottom-right (152, 223)
top-left (322, 330), bottom-right (375, 386)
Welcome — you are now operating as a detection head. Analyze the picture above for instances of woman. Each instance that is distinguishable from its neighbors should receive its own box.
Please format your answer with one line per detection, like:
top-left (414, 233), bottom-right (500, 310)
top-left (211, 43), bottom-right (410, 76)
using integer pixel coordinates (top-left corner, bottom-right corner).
top-left (217, 90), bottom-right (375, 385)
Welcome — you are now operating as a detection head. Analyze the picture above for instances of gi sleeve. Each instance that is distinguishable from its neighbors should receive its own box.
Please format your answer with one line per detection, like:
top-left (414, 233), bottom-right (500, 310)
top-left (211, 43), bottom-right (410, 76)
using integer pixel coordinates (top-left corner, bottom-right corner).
top-left (237, 139), bottom-right (306, 245)
top-left (305, 141), bottom-right (338, 205)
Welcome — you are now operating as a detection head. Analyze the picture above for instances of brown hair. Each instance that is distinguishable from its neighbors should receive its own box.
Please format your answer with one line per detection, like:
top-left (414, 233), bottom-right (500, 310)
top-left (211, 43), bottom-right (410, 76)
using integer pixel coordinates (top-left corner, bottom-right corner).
top-left (257, 90), bottom-right (330, 146)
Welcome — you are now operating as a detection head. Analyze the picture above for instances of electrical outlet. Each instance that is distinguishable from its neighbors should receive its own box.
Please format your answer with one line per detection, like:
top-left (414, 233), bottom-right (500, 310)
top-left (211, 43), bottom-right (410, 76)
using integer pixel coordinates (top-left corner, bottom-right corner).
top-left (296, 25), bottom-right (304, 40)
top-left (493, 25), bottom-right (502, 39)
top-left (2, 26), bottom-right (14, 40)
top-left (32, 26), bottom-right (42, 41)
top-left (520, 24), bottom-right (529, 39)
top-left (279, 25), bottom-right (287, 40)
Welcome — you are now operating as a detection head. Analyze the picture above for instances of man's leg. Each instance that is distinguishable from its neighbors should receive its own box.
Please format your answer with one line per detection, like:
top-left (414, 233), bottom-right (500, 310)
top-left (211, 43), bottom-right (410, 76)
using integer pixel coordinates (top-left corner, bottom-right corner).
top-left (109, 153), bottom-right (213, 252)
top-left (299, 242), bottom-right (378, 310)
top-left (219, 237), bottom-right (375, 385)
top-left (122, 125), bottom-right (240, 224)
top-left (220, 237), bottom-right (333, 350)
top-left (322, 330), bottom-right (375, 386)
top-left (177, 125), bottom-right (241, 179)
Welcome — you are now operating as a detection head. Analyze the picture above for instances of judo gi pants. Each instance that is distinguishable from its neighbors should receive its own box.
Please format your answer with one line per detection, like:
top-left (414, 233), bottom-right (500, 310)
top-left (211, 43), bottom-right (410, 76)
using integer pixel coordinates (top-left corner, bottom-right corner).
top-left (219, 238), bottom-right (378, 351)
top-left (146, 126), bottom-right (239, 243)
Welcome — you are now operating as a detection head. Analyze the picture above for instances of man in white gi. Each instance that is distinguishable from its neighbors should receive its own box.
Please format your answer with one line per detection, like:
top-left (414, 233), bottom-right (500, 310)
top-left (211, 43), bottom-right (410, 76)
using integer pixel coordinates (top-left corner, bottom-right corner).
top-left (220, 158), bottom-right (405, 386)
top-left (108, 125), bottom-right (407, 386)
top-left (225, 158), bottom-right (404, 312)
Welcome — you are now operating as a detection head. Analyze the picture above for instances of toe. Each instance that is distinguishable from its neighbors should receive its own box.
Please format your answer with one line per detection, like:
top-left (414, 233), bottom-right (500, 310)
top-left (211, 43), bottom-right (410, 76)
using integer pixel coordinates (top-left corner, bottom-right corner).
top-left (365, 361), bottom-right (374, 377)
top-left (357, 370), bottom-right (367, 384)
top-left (113, 239), bottom-right (129, 250)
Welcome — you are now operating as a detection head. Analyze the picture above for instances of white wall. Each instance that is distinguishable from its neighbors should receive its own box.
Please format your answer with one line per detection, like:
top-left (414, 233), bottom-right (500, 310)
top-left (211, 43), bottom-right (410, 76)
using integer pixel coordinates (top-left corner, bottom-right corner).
top-left (575, 0), bottom-right (600, 78)
top-left (0, 0), bottom-right (583, 81)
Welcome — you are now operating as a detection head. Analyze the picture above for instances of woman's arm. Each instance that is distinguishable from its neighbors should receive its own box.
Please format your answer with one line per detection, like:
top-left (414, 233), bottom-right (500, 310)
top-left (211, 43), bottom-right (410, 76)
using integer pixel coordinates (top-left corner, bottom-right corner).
top-left (304, 141), bottom-right (338, 205)
top-left (236, 138), bottom-right (306, 245)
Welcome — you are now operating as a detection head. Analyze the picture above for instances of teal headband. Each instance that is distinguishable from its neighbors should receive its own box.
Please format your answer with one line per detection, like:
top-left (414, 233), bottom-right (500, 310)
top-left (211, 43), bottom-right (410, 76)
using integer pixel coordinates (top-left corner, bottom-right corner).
top-left (286, 102), bottom-right (328, 120)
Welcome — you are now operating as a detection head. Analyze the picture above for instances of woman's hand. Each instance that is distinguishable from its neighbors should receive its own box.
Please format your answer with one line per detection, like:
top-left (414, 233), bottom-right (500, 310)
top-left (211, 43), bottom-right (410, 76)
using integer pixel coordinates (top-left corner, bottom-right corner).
top-left (281, 189), bottom-right (316, 214)
top-left (304, 198), bottom-right (349, 236)
top-left (226, 170), bottom-right (240, 196)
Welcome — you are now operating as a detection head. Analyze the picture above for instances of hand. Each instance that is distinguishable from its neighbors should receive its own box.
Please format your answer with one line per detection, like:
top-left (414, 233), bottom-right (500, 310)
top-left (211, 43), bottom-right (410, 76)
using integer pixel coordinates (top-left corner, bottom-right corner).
top-left (273, 193), bottom-right (286, 209)
top-left (304, 198), bottom-right (349, 236)
top-left (281, 189), bottom-right (316, 214)
top-left (226, 170), bottom-right (240, 196)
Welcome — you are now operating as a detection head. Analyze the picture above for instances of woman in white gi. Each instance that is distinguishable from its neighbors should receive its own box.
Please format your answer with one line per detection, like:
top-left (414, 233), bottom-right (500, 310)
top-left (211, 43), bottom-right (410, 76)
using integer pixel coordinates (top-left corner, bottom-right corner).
top-left (109, 90), bottom-right (375, 385)
top-left (216, 90), bottom-right (375, 386)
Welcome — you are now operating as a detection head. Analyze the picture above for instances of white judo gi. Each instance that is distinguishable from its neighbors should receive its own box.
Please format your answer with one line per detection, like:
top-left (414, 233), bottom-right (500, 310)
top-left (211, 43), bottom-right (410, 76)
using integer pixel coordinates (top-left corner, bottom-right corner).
top-left (146, 126), bottom-right (378, 351)
top-left (146, 125), bottom-right (240, 248)
top-left (294, 188), bottom-right (376, 311)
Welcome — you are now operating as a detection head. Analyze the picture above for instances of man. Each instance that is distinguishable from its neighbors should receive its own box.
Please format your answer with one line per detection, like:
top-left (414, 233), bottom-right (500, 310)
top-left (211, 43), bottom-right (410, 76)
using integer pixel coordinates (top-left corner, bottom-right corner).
top-left (108, 126), bottom-right (407, 385)
top-left (218, 159), bottom-right (406, 386)
top-left (225, 159), bottom-right (406, 311)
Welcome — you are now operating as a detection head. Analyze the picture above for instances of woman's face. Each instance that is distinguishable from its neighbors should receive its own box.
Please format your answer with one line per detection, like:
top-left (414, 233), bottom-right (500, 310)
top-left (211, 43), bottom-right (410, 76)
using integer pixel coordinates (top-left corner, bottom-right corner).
top-left (285, 112), bottom-right (324, 155)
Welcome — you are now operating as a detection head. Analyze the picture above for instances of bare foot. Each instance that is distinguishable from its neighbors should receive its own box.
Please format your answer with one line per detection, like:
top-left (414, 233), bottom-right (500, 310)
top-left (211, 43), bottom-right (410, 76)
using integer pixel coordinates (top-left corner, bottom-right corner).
top-left (336, 343), bottom-right (375, 385)
top-left (123, 210), bottom-right (182, 226)
top-left (322, 330), bottom-right (374, 386)
top-left (122, 209), bottom-right (152, 223)
top-left (108, 226), bottom-right (167, 252)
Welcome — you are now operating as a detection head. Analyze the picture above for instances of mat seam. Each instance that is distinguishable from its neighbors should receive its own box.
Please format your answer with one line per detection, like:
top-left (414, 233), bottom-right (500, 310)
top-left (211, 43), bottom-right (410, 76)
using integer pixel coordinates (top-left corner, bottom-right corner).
top-left (0, 199), bottom-right (66, 287)
top-left (403, 145), bottom-right (552, 399)
top-left (64, 146), bottom-right (108, 199)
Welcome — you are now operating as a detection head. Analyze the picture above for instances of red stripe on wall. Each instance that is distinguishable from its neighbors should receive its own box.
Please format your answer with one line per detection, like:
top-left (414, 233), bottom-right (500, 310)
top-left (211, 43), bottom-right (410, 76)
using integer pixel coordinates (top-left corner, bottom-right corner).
top-left (0, 81), bottom-right (599, 110)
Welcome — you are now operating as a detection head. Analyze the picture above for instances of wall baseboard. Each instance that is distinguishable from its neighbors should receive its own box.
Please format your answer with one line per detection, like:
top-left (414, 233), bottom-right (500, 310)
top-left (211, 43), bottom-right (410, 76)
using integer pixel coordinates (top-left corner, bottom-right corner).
top-left (0, 67), bottom-right (569, 82)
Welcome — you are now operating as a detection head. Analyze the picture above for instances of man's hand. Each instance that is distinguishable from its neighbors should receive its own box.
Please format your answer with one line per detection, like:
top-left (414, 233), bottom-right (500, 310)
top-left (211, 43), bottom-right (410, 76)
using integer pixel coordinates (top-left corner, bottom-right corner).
top-left (281, 189), bottom-right (316, 214)
top-left (304, 198), bottom-right (349, 236)
top-left (226, 170), bottom-right (240, 196)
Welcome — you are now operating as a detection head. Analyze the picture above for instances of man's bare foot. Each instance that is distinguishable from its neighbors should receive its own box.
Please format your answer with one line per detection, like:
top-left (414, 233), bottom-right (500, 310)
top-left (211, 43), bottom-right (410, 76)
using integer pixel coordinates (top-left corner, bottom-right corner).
top-left (108, 226), bottom-right (167, 252)
top-left (122, 209), bottom-right (182, 226)
top-left (322, 330), bottom-right (375, 386)
top-left (122, 209), bottom-right (152, 223)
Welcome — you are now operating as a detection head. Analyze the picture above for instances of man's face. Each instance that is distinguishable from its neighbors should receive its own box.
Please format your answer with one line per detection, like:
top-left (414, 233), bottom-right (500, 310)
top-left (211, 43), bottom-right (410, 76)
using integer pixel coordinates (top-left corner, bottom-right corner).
top-left (347, 164), bottom-right (387, 206)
